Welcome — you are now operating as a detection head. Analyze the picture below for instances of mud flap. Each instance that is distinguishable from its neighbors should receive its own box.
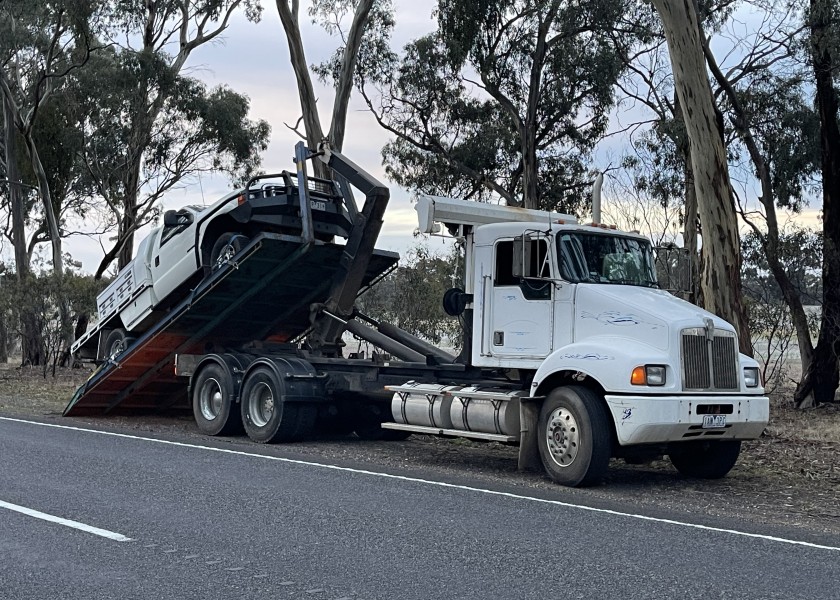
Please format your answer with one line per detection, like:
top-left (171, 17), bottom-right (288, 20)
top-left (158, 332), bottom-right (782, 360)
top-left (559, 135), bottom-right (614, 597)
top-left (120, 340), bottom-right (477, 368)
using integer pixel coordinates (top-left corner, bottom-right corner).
top-left (518, 397), bottom-right (543, 472)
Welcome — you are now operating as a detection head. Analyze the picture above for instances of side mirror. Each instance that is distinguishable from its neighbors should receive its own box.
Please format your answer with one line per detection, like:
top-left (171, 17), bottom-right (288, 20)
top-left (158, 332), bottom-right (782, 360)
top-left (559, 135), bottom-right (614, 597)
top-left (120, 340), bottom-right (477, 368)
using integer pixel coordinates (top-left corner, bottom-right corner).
top-left (163, 210), bottom-right (194, 227)
top-left (163, 210), bottom-right (179, 227)
top-left (512, 234), bottom-right (533, 278)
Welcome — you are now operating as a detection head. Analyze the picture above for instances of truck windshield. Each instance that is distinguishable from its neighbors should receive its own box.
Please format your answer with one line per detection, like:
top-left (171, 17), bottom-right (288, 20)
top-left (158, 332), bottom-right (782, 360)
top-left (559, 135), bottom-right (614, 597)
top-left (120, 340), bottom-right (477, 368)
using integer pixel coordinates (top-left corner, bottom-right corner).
top-left (557, 232), bottom-right (658, 287)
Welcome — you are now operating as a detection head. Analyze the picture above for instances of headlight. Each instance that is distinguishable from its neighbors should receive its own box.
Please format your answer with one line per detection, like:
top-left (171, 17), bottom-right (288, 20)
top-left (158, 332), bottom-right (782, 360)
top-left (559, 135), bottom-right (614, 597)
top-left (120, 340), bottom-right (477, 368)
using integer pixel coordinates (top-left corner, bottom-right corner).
top-left (631, 365), bottom-right (666, 386)
top-left (744, 367), bottom-right (760, 388)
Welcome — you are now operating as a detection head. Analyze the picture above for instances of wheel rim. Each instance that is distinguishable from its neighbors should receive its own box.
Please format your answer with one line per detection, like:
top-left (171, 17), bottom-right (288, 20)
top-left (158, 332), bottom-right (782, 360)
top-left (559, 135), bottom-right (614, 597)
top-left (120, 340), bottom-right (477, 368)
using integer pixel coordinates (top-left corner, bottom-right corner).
top-left (109, 339), bottom-right (125, 358)
top-left (545, 406), bottom-right (580, 467)
top-left (249, 382), bottom-right (274, 427)
top-left (214, 243), bottom-right (237, 269)
top-left (199, 377), bottom-right (223, 421)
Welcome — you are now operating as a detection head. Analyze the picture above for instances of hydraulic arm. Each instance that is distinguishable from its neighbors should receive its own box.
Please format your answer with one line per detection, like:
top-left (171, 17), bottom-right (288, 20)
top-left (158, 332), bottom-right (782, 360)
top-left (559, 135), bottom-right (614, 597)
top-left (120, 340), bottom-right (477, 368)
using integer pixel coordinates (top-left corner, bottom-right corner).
top-left (296, 141), bottom-right (390, 353)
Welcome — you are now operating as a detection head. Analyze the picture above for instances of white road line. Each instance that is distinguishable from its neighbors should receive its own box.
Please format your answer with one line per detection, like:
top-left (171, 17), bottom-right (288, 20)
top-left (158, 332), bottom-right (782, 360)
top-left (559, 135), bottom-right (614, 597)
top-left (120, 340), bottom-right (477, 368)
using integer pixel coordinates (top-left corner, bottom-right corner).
top-left (2, 416), bottom-right (838, 552)
top-left (0, 499), bottom-right (132, 542)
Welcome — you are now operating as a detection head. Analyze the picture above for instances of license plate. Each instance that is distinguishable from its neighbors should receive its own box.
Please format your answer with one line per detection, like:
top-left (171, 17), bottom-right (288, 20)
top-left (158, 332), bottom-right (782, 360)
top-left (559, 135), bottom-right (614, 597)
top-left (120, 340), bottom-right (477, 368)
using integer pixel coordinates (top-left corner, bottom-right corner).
top-left (702, 414), bottom-right (727, 429)
top-left (310, 200), bottom-right (326, 211)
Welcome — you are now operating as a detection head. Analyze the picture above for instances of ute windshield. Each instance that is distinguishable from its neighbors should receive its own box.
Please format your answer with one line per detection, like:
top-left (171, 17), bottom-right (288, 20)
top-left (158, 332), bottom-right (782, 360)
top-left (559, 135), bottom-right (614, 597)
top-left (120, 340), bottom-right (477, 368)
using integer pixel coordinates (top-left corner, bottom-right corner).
top-left (557, 231), bottom-right (658, 287)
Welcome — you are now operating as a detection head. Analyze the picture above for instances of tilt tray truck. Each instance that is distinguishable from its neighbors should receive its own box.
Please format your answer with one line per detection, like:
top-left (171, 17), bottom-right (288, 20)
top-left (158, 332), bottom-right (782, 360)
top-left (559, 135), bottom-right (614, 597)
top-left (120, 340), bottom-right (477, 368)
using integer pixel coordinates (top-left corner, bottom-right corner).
top-left (68, 143), bottom-right (769, 486)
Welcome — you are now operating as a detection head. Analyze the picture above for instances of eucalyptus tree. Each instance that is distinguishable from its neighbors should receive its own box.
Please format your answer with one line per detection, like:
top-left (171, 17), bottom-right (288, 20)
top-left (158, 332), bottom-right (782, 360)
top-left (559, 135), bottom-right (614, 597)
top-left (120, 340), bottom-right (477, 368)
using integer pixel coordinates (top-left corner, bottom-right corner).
top-left (0, 0), bottom-right (99, 276)
top-left (275, 0), bottom-right (391, 159)
top-left (84, 0), bottom-right (264, 274)
top-left (358, 0), bottom-right (637, 213)
top-left (649, 0), bottom-right (753, 353)
top-left (796, 0), bottom-right (840, 406)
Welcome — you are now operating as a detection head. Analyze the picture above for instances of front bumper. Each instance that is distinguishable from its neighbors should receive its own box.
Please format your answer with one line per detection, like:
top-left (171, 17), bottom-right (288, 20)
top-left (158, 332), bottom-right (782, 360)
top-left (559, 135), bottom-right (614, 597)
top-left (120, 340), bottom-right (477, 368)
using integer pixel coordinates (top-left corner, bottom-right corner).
top-left (605, 394), bottom-right (769, 446)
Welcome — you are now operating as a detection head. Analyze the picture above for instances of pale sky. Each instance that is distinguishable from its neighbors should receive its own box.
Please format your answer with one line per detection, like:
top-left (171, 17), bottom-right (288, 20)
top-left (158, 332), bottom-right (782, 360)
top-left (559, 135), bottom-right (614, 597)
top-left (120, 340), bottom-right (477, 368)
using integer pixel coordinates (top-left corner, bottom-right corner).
top-left (9, 1), bottom-right (823, 274)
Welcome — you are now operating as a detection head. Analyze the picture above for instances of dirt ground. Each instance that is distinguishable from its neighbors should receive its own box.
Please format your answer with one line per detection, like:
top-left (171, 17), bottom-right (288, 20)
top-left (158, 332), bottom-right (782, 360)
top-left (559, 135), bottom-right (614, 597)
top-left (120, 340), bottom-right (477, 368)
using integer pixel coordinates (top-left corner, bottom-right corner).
top-left (1, 362), bottom-right (838, 538)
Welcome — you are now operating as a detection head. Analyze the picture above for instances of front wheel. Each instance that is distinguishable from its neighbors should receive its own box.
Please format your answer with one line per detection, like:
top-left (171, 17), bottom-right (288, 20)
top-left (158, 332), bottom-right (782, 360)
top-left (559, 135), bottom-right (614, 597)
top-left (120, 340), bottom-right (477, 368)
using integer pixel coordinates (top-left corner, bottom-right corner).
top-left (210, 232), bottom-right (250, 271)
top-left (537, 386), bottom-right (612, 487)
top-left (668, 440), bottom-right (741, 479)
top-left (103, 328), bottom-right (134, 360)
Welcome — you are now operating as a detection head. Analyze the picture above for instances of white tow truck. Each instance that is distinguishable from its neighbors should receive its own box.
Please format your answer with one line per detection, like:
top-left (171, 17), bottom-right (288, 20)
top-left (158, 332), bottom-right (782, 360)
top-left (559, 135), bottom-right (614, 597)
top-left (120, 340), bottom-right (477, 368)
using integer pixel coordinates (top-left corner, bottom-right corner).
top-left (68, 143), bottom-right (768, 487)
top-left (384, 195), bottom-right (769, 486)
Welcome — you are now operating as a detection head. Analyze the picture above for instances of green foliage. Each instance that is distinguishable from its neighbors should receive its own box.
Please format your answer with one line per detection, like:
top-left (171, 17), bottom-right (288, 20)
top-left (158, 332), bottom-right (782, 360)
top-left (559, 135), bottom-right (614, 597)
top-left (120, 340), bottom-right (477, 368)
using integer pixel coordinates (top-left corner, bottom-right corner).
top-left (356, 243), bottom-right (463, 348)
top-left (741, 228), bottom-right (822, 305)
top-left (0, 265), bottom-right (102, 372)
top-left (732, 75), bottom-right (820, 212)
top-left (362, 0), bottom-right (641, 213)
top-left (742, 228), bottom-right (822, 392)
top-left (311, 0), bottom-right (396, 86)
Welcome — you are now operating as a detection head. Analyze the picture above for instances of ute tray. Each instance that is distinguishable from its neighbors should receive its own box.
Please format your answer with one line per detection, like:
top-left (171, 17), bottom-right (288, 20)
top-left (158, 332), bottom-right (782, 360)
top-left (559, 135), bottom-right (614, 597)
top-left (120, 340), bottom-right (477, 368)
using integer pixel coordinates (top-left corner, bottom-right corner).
top-left (64, 233), bottom-right (398, 416)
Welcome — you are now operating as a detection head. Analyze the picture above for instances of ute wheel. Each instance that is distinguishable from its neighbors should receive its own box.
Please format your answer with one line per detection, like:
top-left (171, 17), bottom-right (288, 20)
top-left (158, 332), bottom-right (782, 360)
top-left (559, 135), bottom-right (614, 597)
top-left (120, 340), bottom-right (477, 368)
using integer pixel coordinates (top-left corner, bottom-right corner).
top-left (210, 232), bottom-right (250, 271)
top-left (192, 362), bottom-right (242, 436)
top-left (668, 440), bottom-right (741, 479)
top-left (537, 386), bottom-right (611, 487)
top-left (353, 402), bottom-right (411, 441)
top-left (241, 366), bottom-right (315, 443)
top-left (103, 328), bottom-right (133, 359)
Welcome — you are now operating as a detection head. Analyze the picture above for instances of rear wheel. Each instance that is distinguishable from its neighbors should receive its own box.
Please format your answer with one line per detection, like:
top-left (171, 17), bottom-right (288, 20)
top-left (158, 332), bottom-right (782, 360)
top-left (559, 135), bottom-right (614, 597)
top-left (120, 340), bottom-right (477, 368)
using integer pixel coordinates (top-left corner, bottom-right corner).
top-left (210, 232), bottom-right (250, 270)
top-left (192, 363), bottom-right (242, 436)
top-left (668, 440), bottom-right (741, 479)
top-left (241, 366), bottom-right (315, 443)
top-left (537, 386), bottom-right (611, 487)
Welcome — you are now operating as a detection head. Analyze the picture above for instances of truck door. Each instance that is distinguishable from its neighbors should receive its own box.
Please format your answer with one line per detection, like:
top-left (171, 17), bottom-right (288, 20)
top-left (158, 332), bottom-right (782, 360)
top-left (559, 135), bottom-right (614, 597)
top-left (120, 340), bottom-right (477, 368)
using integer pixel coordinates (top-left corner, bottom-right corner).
top-left (151, 209), bottom-right (199, 303)
top-left (486, 238), bottom-right (553, 358)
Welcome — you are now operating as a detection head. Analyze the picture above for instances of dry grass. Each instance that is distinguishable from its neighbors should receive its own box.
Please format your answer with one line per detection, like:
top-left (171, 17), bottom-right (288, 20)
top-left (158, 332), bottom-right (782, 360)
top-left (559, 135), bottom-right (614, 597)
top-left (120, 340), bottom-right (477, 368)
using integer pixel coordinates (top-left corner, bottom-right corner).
top-left (0, 362), bottom-right (93, 416)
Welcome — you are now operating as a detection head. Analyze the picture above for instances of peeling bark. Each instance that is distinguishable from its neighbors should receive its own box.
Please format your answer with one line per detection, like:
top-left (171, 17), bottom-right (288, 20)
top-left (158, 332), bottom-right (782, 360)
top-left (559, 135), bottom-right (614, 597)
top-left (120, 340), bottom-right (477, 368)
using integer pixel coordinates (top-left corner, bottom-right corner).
top-left (650, 0), bottom-right (752, 355)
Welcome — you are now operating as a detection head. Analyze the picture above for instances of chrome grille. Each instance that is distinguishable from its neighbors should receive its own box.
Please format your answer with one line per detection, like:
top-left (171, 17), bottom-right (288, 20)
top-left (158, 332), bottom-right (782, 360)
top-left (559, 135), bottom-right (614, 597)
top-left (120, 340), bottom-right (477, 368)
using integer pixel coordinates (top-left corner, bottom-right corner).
top-left (681, 333), bottom-right (710, 388)
top-left (681, 329), bottom-right (738, 391)
top-left (712, 336), bottom-right (738, 389)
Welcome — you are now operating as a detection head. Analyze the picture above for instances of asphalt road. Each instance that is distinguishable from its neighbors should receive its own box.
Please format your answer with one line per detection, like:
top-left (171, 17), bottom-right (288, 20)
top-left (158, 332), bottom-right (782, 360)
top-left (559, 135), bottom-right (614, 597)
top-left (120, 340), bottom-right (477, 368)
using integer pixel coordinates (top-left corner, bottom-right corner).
top-left (1, 415), bottom-right (838, 600)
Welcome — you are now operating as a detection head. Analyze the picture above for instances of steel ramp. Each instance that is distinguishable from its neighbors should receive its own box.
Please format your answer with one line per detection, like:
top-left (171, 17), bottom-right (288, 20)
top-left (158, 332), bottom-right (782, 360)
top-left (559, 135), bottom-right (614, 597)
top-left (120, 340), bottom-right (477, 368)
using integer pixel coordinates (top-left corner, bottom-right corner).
top-left (64, 233), bottom-right (398, 416)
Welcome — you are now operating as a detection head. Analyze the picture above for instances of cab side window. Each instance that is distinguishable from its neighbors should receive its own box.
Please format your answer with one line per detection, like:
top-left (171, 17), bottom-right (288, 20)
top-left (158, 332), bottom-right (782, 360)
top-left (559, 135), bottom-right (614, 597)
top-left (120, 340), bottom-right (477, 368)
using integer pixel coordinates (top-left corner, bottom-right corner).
top-left (495, 239), bottom-right (551, 300)
top-left (160, 210), bottom-right (193, 246)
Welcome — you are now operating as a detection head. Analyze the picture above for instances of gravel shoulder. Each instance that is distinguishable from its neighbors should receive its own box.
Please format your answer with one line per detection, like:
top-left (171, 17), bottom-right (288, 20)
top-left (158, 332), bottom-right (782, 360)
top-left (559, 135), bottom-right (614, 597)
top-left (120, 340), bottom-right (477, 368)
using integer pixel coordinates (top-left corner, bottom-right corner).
top-left (2, 363), bottom-right (838, 539)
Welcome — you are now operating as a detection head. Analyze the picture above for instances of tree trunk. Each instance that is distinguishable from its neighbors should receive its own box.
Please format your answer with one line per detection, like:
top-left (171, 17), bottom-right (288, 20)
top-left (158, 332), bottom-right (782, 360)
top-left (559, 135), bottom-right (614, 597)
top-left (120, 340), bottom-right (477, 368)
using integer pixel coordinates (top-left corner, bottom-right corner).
top-left (650, 0), bottom-right (752, 355)
top-left (3, 95), bottom-right (28, 278)
top-left (328, 0), bottom-right (375, 151)
top-left (22, 135), bottom-right (62, 275)
top-left (520, 135), bottom-right (538, 209)
top-left (276, 0), bottom-right (326, 151)
top-left (682, 155), bottom-right (700, 304)
top-left (795, 0), bottom-right (840, 406)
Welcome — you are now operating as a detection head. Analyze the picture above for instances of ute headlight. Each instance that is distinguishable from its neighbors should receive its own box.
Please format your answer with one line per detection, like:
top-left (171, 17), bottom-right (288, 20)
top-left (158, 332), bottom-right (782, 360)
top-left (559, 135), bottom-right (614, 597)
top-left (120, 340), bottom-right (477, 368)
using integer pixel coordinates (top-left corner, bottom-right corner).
top-left (631, 365), bottom-right (666, 386)
top-left (744, 367), bottom-right (760, 388)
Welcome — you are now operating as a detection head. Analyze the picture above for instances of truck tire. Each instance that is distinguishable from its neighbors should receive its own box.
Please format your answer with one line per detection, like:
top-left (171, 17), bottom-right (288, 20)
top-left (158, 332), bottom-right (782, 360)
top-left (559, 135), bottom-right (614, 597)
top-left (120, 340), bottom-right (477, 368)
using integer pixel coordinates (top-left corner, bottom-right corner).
top-left (192, 363), bottom-right (242, 436)
top-left (537, 386), bottom-right (611, 487)
top-left (210, 232), bottom-right (250, 271)
top-left (103, 328), bottom-right (134, 360)
top-left (668, 440), bottom-right (741, 479)
top-left (241, 366), bottom-right (314, 443)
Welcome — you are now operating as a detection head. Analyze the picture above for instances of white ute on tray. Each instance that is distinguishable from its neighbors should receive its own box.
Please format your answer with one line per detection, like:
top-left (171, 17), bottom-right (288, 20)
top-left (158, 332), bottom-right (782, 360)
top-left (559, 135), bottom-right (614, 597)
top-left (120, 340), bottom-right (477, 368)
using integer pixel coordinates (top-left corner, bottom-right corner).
top-left (72, 171), bottom-right (352, 362)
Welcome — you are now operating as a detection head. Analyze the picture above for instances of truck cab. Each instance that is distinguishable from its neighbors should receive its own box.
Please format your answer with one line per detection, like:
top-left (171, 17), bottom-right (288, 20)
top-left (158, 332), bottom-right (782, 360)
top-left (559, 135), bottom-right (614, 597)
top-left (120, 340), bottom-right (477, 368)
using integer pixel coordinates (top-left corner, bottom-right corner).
top-left (406, 194), bottom-right (769, 486)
